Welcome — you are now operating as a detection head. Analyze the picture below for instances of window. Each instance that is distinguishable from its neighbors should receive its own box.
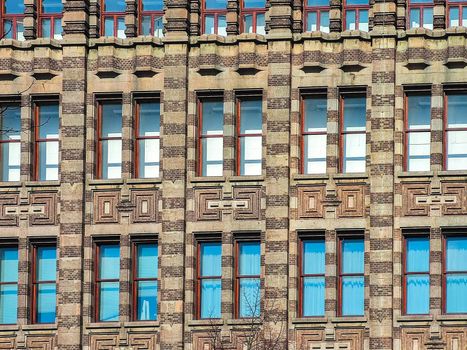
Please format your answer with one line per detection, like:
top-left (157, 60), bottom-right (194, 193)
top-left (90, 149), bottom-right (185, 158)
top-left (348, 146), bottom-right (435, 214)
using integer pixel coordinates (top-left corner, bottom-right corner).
top-left (198, 98), bottom-right (224, 177)
top-left (240, 0), bottom-right (266, 34)
top-left (340, 94), bottom-right (366, 173)
top-left (135, 100), bottom-right (160, 178)
top-left (408, 0), bottom-right (433, 29)
top-left (97, 100), bottom-right (122, 179)
top-left (202, 0), bottom-right (227, 35)
top-left (101, 0), bottom-right (126, 38)
top-left (444, 93), bottom-right (467, 170)
top-left (304, 0), bottom-right (330, 32)
top-left (404, 93), bottom-right (431, 171)
top-left (339, 237), bottom-right (364, 316)
top-left (139, 0), bottom-right (164, 37)
top-left (0, 105), bottom-right (21, 182)
top-left (301, 94), bottom-right (327, 174)
top-left (0, 247), bottom-right (18, 324)
top-left (444, 235), bottom-right (467, 314)
top-left (39, 0), bottom-right (63, 39)
top-left (32, 245), bottom-right (57, 323)
top-left (344, 0), bottom-right (369, 31)
top-left (236, 241), bottom-right (260, 318)
top-left (95, 244), bottom-right (120, 322)
top-left (2, 0), bottom-right (25, 40)
top-left (237, 97), bottom-right (262, 176)
top-left (197, 242), bottom-right (221, 319)
top-left (34, 102), bottom-right (59, 181)
top-left (300, 239), bottom-right (325, 317)
top-left (133, 242), bottom-right (158, 321)
top-left (403, 236), bottom-right (429, 315)
top-left (448, 0), bottom-right (467, 27)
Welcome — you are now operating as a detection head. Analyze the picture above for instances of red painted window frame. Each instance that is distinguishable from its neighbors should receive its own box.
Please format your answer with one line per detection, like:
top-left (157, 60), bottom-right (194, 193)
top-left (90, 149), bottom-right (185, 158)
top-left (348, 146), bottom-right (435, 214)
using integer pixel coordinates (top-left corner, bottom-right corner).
top-left (447, 1), bottom-right (467, 27)
top-left (236, 95), bottom-right (262, 176)
top-left (33, 100), bottom-right (59, 181)
top-left (100, 0), bottom-right (126, 37)
top-left (0, 244), bottom-right (18, 325)
top-left (343, 0), bottom-right (370, 31)
top-left (0, 102), bottom-right (21, 181)
top-left (138, 0), bottom-right (164, 36)
top-left (37, 0), bottom-right (63, 39)
top-left (131, 240), bottom-right (158, 321)
top-left (402, 233), bottom-right (430, 315)
top-left (30, 242), bottom-right (57, 324)
top-left (298, 236), bottom-right (326, 318)
top-left (338, 92), bottom-right (366, 173)
top-left (407, 0), bottom-right (433, 29)
top-left (443, 91), bottom-right (467, 170)
top-left (239, 0), bottom-right (266, 34)
top-left (1, 1), bottom-right (24, 40)
top-left (197, 96), bottom-right (224, 177)
top-left (337, 234), bottom-right (364, 317)
top-left (300, 92), bottom-right (327, 174)
top-left (234, 238), bottom-right (261, 319)
top-left (134, 98), bottom-right (160, 179)
top-left (96, 98), bottom-right (122, 180)
top-left (201, 0), bottom-right (227, 35)
top-left (442, 233), bottom-right (467, 314)
top-left (94, 241), bottom-right (120, 322)
top-left (196, 239), bottom-right (222, 319)
top-left (303, 1), bottom-right (330, 32)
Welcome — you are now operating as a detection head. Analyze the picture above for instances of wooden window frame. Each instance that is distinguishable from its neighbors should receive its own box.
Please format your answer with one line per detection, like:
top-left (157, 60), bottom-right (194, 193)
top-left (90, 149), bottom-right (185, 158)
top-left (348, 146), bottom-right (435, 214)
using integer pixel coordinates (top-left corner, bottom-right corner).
top-left (131, 239), bottom-right (158, 321)
top-left (407, 0), bottom-right (434, 29)
top-left (337, 233), bottom-right (364, 317)
top-left (0, 243), bottom-right (18, 325)
top-left (1, 1), bottom-right (24, 40)
top-left (196, 237), bottom-right (222, 319)
top-left (201, 0), bottom-right (227, 35)
top-left (138, 0), bottom-right (164, 36)
top-left (37, 0), bottom-right (62, 39)
top-left (197, 95), bottom-right (224, 177)
top-left (100, 0), bottom-right (126, 37)
top-left (338, 91), bottom-right (366, 173)
top-left (134, 97), bottom-right (160, 179)
top-left (443, 90), bottom-right (467, 170)
top-left (303, 1), bottom-right (330, 32)
top-left (343, 0), bottom-right (370, 31)
top-left (442, 232), bottom-right (467, 314)
top-left (33, 100), bottom-right (60, 181)
top-left (234, 237), bottom-right (261, 319)
top-left (447, 1), bottom-right (467, 27)
top-left (239, 0), bottom-right (266, 34)
top-left (30, 241), bottom-right (57, 324)
top-left (298, 234), bottom-right (325, 318)
top-left (402, 233), bottom-right (430, 315)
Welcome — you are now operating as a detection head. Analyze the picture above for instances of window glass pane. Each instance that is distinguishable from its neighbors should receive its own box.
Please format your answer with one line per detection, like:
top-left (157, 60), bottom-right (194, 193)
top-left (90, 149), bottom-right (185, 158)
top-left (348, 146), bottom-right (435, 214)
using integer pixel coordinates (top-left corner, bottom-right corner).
top-left (410, 8), bottom-right (421, 28)
top-left (104, 17), bottom-right (114, 36)
top-left (239, 278), bottom-right (260, 317)
top-left (423, 7), bottom-right (433, 29)
top-left (0, 248), bottom-right (18, 283)
top-left (41, 19), bottom-right (52, 38)
top-left (154, 16), bottom-right (164, 37)
top-left (446, 274), bottom-right (467, 313)
top-left (343, 97), bottom-right (366, 131)
top-left (201, 242), bottom-right (221, 277)
top-left (139, 139), bottom-right (160, 178)
top-left (117, 17), bottom-right (126, 38)
top-left (137, 244), bottom-right (158, 279)
top-left (320, 11), bottom-right (330, 32)
top-left (218, 16), bottom-right (227, 36)
top-left (304, 134), bottom-right (326, 174)
top-left (243, 14), bottom-right (254, 33)
top-left (142, 16), bottom-right (151, 35)
top-left (0, 106), bottom-right (20, 140)
top-left (406, 237), bottom-right (429, 272)
top-left (346, 0), bottom-right (368, 4)
top-left (240, 136), bottom-right (262, 175)
top-left (239, 242), bottom-right (260, 276)
top-left (446, 237), bottom-right (467, 272)
top-left (202, 101), bottom-right (223, 135)
top-left (37, 246), bottom-right (56, 282)
top-left (202, 137), bottom-right (223, 176)
top-left (308, 0), bottom-right (329, 5)
top-left (201, 279), bottom-right (221, 318)
top-left (303, 276), bottom-right (325, 316)
top-left (42, 0), bottom-right (63, 13)
top-left (240, 100), bottom-right (262, 134)
top-left (36, 283), bottom-right (56, 323)
top-left (5, 0), bottom-right (24, 14)
top-left (406, 275), bottom-right (429, 314)
top-left (99, 281), bottom-right (119, 321)
top-left (303, 240), bottom-right (325, 275)
top-left (358, 10), bottom-right (369, 31)
top-left (304, 97), bottom-right (327, 132)
top-left (307, 12), bottom-right (317, 31)
top-left (137, 280), bottom-right (157, 320)
top-left (341, 276), bottom-right (364, 315)
top-left (407, 132), bottom-right (430, 171)
top-left (205, 0), bottom-right (227, 9)
top-left (450, 7), bottom-right (460, 27)
top-left (447, 131), bottom-right (467, 170)
top-left (342, 239), bottom-right (364, 274)
top-left (1, 143), bottom-right (20, 181)
top-left (99, 245), bottom-right (120, 280)
top-left (346, 10), bottom-right (356, 30)
top-left (17, 20), bottom-right (25, 41)
top-left (3, 20), bottom-right (13, 39)
top-left (0, 284), bottom-right (17, 324)
top-left (104, 0), bottom-right (126, 12)
top-left (256, 13), bottom-right (265, 34)
top-left (205, 15), bottom-right (215, 34)
top-left (39, 104), bottom-right (59, 139)
top-left (411, 0), bottom-right (433, 2)
top-left (343, 133), bottom-right (366, 172)
top-left (39, 141), bottom-right (59, 181)
top-left (102, 139), bottom-right (122, 179)
top-left (102, 103), bottom-right (122, 138)
top-left (462, 7), bottom-right (467, 26)
top-left (244, 0), bottom-right (266, 8)
top-left (139, 102), bottom-right (160, 136)
top-left (54, 18), bottom-right (63, 39)
top-left (143, 0), bottom-right (164, 11)
top-left (447, 94), bottom-right (467, 128)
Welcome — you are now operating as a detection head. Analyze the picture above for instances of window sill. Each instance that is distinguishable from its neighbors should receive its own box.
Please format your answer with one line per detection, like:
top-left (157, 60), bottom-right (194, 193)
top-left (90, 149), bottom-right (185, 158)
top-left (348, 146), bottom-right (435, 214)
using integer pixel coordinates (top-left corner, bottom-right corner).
top-left (230, 175), bottom-right (264, 183)
top-left (397, 315), bottom-right (433, 323)
top-left (25, 180), bottom-right (60, 187)
top-left (438, 170), bottom-right (467, 177)
top-left (123, 320), bottom-right (160, 328)
top-left (0, 324), bottom-right (19, 331)
top-left (331, 316), bottom-right (367, 324)
top-left (188, 319), bottom-right (223, 327)
top-left (226, 318), bottom-right (261, 326)
top-left (0, 181), bottom-right (22, 188)
top-left (292, 317), bottom-right (327, 324)
top-left (126, 178), bottom-right (162, 185)
top-left (88, 179), bottom-right (125, 186)
top-left (191, 176), bottom-right (226, 184)
top-left (293, 174), bottom-right (329, 181)
top-left (333, 173), bottom-right (368, 180)
top-left (86, 322), bottom-right (121, 329)
top-left (397, 171), bottom-right (434, 178)
top-left (22, 323), bottom-right (57, 331)
top-left (437, 314), bottom-right (467, 322)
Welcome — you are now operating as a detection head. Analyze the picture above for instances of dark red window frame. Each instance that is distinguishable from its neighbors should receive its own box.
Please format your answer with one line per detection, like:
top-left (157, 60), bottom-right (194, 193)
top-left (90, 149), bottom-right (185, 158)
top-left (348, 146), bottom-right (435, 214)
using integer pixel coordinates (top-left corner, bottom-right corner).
top-left (201, 0), bottom-right (227, 35)
top-left (298, 236), bottom-right (325, 318)
top-left (239, 0), bottom-right (266, 34)
top-left (38, 0), bottom-right (63, 39)
top-left (407, 0), bottom-right (433, 29)
top-left (343, 0), bottom-right (370, 31)
top-left (443, 90), bottom-right (467, 170)
top-left (304, 1), bottom-right (330, 32)
top-left (337, 234), bottom-right (364, 317)
top-left (447, 1), bottom-right (467, 27)
top-left (131, 239), bottom-right (158, 321)
top-left (138, 0), bottom-right (164, 36)
top-left (100, 0), bottom-right (126, 37)
top-left (1, 2), bottom-right (24, 40)
top-left (30, 242), bottom-right (56, 324)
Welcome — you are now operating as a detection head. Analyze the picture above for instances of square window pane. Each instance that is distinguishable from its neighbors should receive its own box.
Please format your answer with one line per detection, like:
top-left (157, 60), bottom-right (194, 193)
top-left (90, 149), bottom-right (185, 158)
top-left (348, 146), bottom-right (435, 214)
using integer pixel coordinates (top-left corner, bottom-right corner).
top-left (304, 97), bottom-right (327, 131)
top-left (205, 0), bottom-right (227, 9)
top-left (304, 134), bottom-right (326, 174)
top-left (447, 131), bottom-right (467, 170)
top-left (346, 10), bottom-right (356, 30)
top-left (102, 103), bottom-right (122, 138)
top-left (36, 283), bottom-right (56, 323)
top-left (446, 237), bottom-right (467, 272)
top-left (406, 237), bottom-right (429, 272)
top-left (307, 12), bottom-right (317, 32)
top-left (39, 141), bottom-right (59, 181)
top-left (244, 0), bottom-right (266, 8)
top-left (303, 240), bottom-right (325, 275)
top-left (204, 15), bottom-right (215, 34)
top-left (343, 133), bottom-right (366, 173)
top-left (137, 244), bottom-right (158, 279)
top-left (423, 7), bottom-right (433, 29)
top-left (0, 248), bottom-right (18, 283)
top-left (410, 8), bottom-right (421, 28)
top-left (239, 242), bottom-right (260, 276)
top-left (200, 243), bottom-right (221, 277)
top-left (1, 106), bottom-right (21, 142)
top-left (240, 100), bottom-right (262, 134)
top-left (104, 0), bottom-right (126, 12)
top-left (104, 17), bottom-right (115, 36)
top-left (342, 239), bottom-right (364, 274)
top-left (346, 0), bottom-right (368, 4)
top-left (239, 278), bottom-right (260, 317)
top-left (41, 19), bottom-right (52, 38)
top-left (99, 281), bottom-right (120, 321)
top-left (243, 14), bottom-right (254, 33)
top-left (447, 94), bottom-right (467, 128)
top-left (308, 0), bottom-right (329, 6)
top-left (406, 275), bottom-right (429, 314)
top-left (341, 276), bottom-right (364, 315)
top-left (139, 103), bottom-right (160, 136)
top-left (39, 104), bottom-right (59, 139)
top-left (202, 137), bottom-right (223, 176)
top-left (407, 132), bottom-right (430, 171)
top-left (137, 280), bottom-right (158, 320)
top-left (42, 0), bottom-right (63, 13)
top-left (450, 7), bottom-right (459, 27)
top-left (37, 246), bottom-right (56, 282)
top-left (5, 0), bottom-right (24, 14)
top-left (201, 279), bottom-right (221, 318)
top-left (1, 142), bottom-right (20, 181)
top-left (99, 245), bottom-right (120, 280)
top-left (202, 101), bottom-right (223, 135)
top-left (343, 97), bottom-right (366, 131)
top-left (143, 0), bottom-right (164, 11)
top-left (446, 274), bottom-right (467, 313)
top-left (142, 16), bottom-right (152, 35)
top-left (102, 139), bottom-right (122, 179)
top-left (139, 139), bottom-right (160, 178)
top-left (240, 136), bottom-right (262, 175)
top-left (303, 276), bottom-right (325, 316)
top-left (0, 284), bottom-right (17, 324)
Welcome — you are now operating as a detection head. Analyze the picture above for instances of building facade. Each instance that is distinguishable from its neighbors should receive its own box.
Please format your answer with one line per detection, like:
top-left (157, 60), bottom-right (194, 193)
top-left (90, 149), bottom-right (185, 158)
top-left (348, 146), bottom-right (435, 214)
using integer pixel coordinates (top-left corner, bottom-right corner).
top-left (0, 0), bottom-right (465, 349)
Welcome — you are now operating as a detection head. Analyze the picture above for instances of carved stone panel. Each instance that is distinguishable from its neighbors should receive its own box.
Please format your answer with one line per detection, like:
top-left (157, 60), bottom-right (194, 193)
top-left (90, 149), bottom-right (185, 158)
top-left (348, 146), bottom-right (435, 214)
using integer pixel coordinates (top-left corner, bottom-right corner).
top-left (195, 188), bottom-right (222, 221)
top-left (335, 329), bottom-right (364, 350)
top-left (401, 328), bottom-right (429, 350)
top-left (26, 336), bottom-right (55, 350)
top-left (0, 338), bottom-right (15, 349)
top-left (442, 183), bottom-right (467, 215)
top-left (337, 186), bottom-right (365, 218)
top-left (443, 327), bottom-right (466, 350)
top-left (402, 184), bottom-right (430, 216)
top-left (233, 186), bottom-right (261, 220)
top-left (297, 186), bottom-right (325, 219)
top-left (93, 191), bottom-right (120, 224)
top-left (30, 192), bottom-right (57, 225)
top-left (90, 334), bottom-right (119, 350)
top-left (131, 190), bottom-right (159, 223)
top-left (295, 329), bottom-right (325, 350)
top-left (0, 193), bottom-right (19, 226)
top-left (193, 333), bottom-right (214, 350)
top-left (128, 333), bottom-right (158, 349)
